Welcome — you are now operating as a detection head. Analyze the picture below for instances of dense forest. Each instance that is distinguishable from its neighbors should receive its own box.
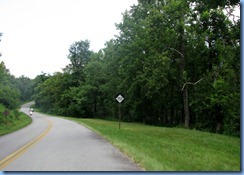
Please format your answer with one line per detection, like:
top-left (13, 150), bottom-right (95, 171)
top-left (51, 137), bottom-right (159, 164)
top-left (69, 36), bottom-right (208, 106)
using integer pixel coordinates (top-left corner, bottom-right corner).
top-left (1, 0), bottom-right (240, 137)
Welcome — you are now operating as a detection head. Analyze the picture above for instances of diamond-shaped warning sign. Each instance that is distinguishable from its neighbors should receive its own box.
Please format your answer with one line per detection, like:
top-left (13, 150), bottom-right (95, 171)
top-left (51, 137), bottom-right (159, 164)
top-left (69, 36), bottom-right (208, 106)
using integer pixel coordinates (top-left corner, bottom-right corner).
top-left (116, 95), bottom-right (124, 103)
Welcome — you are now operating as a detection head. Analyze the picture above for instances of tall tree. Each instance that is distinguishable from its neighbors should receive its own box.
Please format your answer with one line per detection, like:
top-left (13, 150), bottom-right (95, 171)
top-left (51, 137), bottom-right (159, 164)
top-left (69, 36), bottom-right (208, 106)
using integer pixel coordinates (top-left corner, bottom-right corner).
top-left (15, 76), bottom-right (34, 102)
top-left (68, 40), bottom-right (91, 85)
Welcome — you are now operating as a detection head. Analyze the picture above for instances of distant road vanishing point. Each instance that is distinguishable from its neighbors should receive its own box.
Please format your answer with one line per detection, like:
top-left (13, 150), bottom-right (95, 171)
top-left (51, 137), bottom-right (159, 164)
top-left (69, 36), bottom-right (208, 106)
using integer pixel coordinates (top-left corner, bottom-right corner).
top-left (0, 102), bottom-right (142, 171)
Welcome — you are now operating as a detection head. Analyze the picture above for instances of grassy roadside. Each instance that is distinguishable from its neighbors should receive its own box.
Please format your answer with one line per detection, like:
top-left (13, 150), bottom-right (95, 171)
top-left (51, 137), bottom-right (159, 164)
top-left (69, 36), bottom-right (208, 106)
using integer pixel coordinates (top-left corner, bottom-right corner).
top-left (0, 112), bottom-right (32, 136)
top-left (64, 117), bottom-right (240, 171)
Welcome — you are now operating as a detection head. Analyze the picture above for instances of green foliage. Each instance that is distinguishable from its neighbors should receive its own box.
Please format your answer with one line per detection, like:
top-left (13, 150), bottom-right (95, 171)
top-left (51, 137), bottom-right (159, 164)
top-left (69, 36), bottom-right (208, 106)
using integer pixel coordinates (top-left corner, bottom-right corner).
top-left (189, 0), bottom-right (239, 12)
top-left (14, 76), bottom-right (34, 102)
top-left (0, 85), bottom-right (20, 109)
top-left (0, 62), bottom-right (21, 109)
top-left (0, 111), bottom-right (32, 136)
top-left (0, 103), bottom-right (22, 128)
top-left (68, 40), bottom-right (91, 84)
top-left (32, 0), bottom-right (240, 136)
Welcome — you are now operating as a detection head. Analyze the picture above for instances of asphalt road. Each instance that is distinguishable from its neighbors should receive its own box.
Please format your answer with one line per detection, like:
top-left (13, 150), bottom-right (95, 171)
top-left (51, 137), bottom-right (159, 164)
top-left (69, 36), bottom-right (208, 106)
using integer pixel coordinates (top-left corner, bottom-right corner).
top-left (0, 102), bottom-right (142, 171)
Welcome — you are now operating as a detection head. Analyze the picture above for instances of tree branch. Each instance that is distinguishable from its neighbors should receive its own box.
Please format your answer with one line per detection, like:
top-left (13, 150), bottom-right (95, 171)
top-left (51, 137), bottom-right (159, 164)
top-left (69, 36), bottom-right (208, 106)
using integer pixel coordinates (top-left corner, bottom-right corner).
top-left (181, 78), bottom-right (204, 91)
top-left (168, 47), bottom-right (184, 58)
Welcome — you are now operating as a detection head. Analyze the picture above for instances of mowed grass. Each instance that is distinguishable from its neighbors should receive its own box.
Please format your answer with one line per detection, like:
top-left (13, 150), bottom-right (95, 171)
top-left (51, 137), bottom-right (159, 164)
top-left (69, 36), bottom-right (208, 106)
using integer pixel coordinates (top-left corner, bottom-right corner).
top-left (0, 112), bottom-right (32, 136)
top-left (65, 117), bottom-right (240, 171)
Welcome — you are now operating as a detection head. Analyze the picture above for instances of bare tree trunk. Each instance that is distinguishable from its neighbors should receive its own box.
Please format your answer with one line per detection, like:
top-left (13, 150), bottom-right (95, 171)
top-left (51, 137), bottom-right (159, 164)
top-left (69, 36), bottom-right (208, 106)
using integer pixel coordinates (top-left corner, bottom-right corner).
top-left (215, 104), bottom-right (222, 133)
top-left (177, 19), bottom-right (187, 128)
top-left (183, 85), bottom-right (189, 128)
top-left (216, 122), bottom-right (221, 133)
top-left (181, 78), bottom-right (204, 128)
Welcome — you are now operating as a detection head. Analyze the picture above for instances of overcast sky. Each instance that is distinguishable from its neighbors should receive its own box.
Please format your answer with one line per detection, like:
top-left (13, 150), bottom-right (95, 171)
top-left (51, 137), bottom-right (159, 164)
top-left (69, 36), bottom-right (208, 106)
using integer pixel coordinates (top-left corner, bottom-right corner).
top-left (0, 0), bottom-right (137, 79)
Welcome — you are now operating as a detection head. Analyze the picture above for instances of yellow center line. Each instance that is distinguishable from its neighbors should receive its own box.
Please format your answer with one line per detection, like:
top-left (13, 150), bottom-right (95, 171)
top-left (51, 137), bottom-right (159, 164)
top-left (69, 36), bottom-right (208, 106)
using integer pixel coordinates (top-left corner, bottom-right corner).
top-left (0, 118), bottom-right (53, 170)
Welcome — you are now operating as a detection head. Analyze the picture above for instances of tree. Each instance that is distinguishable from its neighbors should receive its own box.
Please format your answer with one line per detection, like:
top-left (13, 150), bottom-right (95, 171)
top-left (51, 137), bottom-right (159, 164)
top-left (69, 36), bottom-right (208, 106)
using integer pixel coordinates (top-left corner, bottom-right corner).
top-left (0, 62), bottom-right (20, 109)
top-left (15, 76), bottom-right (34, 102)
top-left (68, 40), bottom-right (91, 84)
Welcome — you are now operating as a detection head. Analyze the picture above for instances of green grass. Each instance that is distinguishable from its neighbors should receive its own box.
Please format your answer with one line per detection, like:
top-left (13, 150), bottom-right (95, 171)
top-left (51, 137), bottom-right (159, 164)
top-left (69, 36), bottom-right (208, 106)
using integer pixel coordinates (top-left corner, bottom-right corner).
top-left (64, 117), bottom-right (240, 171)
top-left (0, 112), bottom-right (32, 136)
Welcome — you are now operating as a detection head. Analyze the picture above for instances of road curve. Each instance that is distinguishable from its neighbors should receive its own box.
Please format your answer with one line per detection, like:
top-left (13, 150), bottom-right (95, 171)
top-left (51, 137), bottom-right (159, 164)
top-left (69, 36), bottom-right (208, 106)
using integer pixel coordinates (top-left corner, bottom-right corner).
top-left (0, 102), bottom-right (142, 171)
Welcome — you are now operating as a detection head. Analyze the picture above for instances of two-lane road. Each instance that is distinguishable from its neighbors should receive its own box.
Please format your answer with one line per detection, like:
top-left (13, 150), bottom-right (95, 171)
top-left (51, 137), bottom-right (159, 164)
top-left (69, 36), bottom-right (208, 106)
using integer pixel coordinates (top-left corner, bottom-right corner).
top-left (0, 102), bottom-right (142, 171)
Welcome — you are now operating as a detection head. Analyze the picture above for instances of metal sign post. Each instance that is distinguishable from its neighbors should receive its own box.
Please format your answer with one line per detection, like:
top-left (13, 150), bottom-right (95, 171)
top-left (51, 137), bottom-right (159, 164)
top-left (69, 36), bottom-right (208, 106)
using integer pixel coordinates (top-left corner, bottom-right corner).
top-left (118, 103), bottom-right (121, 129)
top-left (116, 94), bottom-right (124, 129)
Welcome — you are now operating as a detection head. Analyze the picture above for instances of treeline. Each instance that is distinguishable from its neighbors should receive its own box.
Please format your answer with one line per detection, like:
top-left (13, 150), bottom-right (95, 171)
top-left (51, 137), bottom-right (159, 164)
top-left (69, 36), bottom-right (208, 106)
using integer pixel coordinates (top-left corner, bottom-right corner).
top-left (33, 0), bottom-right (240, 136)
top-left (0, 61), bottom-right (34, 125)
top-left (0, 33), bottom-right (34, 125)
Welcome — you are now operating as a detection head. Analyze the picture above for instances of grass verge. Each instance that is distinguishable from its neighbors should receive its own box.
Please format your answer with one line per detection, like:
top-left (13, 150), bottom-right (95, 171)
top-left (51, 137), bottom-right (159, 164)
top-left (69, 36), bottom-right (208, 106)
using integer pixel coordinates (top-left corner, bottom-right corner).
top-left (0, 112), bottom-right (32, 136)
top-left (64, 117), bottom-right (240, 171)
